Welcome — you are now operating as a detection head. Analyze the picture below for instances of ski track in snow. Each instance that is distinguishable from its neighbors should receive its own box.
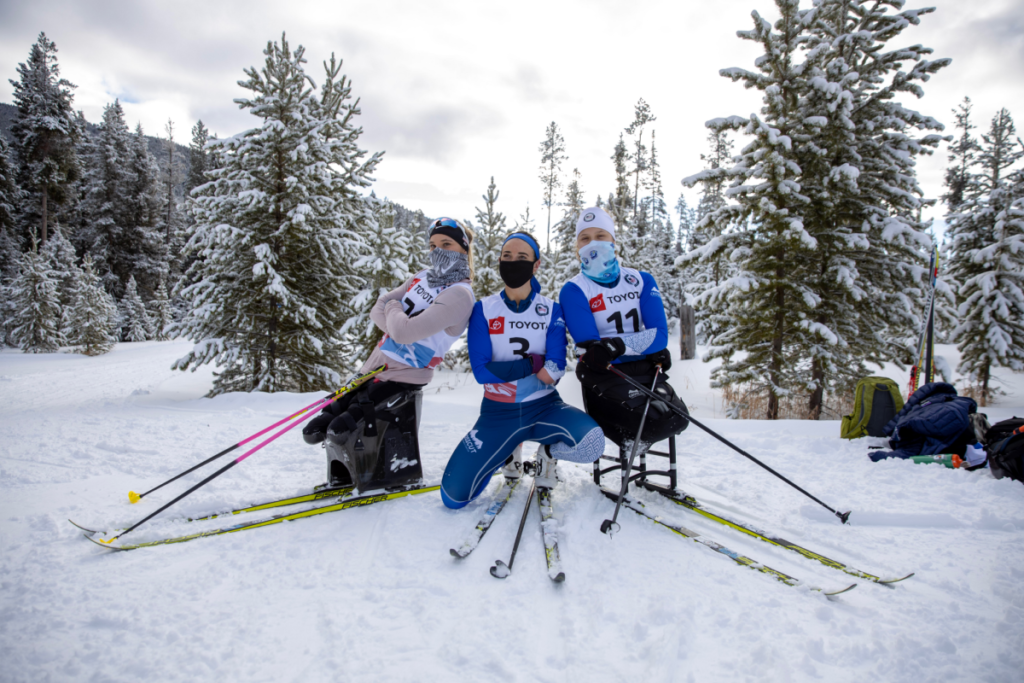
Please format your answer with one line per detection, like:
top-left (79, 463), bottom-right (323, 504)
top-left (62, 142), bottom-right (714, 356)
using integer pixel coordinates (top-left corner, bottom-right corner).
top-left (1, 340), bottom-right (1023, 682)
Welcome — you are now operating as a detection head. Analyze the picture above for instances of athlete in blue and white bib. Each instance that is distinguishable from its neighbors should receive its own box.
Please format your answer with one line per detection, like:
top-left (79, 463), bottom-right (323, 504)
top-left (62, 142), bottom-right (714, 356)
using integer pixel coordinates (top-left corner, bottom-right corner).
top-left (441, 232), bottom-right (604, 509)
top-left (559, 207), bottom-right (688, 448)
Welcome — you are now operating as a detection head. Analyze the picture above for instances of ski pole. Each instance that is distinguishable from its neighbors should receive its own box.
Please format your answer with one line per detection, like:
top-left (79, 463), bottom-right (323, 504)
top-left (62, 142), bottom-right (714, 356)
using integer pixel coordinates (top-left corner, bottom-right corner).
top-left (100, 388), bottom-right (354, 544)
top-left (602, 368), bottom-right (661, 536)
top-left (490, 478), bottom-right (537, 579)
top-left (128, 365), bottom-right (385, 504)
top-left (605, 365), bottom-right (852, 525)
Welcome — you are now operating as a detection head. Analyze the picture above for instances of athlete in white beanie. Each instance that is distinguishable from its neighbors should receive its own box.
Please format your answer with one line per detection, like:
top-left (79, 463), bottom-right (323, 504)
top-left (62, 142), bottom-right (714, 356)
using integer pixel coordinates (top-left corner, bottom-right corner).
top-left (558, 205), bottom-right (690, 452)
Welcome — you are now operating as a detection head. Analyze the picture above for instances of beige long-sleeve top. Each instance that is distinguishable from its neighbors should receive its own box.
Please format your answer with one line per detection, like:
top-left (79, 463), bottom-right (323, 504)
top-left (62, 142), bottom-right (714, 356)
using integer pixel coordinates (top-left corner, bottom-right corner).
top-left (359, 275), bottom-right (475, 385)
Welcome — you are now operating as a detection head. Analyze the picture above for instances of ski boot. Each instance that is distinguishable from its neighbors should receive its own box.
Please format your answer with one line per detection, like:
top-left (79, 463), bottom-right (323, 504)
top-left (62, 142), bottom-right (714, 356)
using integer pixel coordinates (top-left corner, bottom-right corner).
top-left (499, 444), bottom-right (524, 480)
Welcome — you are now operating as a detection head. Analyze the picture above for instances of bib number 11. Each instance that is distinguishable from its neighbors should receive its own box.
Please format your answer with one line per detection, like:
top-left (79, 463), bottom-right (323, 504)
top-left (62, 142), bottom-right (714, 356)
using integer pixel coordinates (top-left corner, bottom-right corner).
top-left (607, 309), bottom-right (640, 334)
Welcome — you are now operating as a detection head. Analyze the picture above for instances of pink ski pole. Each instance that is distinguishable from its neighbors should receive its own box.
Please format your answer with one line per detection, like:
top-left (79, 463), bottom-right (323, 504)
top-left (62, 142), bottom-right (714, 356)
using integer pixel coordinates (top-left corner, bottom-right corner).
top-left (103, 383), bottom-right (366, 544)
top-left (128, 365), bottom-right (385, 503)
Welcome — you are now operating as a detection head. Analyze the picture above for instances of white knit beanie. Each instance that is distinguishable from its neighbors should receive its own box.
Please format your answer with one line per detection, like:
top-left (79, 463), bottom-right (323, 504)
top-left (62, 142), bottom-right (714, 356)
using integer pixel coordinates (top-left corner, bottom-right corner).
top-left (575, 206), bottom-right (616, 239)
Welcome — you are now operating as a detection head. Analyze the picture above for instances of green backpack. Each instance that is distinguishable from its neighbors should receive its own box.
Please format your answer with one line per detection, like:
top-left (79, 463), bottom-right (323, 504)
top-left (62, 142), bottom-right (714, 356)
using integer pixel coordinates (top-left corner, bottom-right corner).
top-left (841, 376), bottom-right (905, 439)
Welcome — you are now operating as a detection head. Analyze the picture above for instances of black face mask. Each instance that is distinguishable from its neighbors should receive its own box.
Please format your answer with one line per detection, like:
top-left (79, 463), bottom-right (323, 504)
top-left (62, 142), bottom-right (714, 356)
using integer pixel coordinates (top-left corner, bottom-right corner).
top-left (499, 259), bottom-right (535, 289)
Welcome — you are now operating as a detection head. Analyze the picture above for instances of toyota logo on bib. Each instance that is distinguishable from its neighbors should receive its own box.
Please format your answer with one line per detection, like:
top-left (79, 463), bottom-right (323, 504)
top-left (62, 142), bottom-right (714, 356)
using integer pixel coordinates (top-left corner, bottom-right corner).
top-left (488, 317), bottom-right (505, 334)
top-left (589, 294), bottom-right (606, 312)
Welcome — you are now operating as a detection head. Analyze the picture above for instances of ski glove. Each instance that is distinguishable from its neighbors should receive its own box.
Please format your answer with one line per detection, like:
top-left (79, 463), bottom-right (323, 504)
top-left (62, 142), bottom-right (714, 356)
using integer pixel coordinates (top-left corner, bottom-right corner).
top-left (646, 348), bottom-right (672, 372)
top-left (530, 353), bottom-right (546, 375)
top-left (583, 337), bottom-right (627, 371)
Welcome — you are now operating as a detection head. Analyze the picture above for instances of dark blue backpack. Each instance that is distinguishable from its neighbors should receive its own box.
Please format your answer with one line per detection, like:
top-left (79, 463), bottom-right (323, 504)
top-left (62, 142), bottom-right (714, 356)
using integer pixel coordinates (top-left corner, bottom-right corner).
top-left (986, 417), bottom-right (1024, 484)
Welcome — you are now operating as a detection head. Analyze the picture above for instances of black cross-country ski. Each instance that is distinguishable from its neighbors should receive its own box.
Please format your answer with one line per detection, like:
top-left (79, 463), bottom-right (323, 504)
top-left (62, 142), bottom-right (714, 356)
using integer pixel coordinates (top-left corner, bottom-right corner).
top-left (451, 477), bottom-right (522, 559)
top-left (69, 484), bottom-right (356, 536)
top-left (537, 486), bottom-right (564, 582)
top-left (641, 482), bottom-right (914, 587)
top-left (83, 483), bottom-right (439, 551)
top-left (601, 488), bottom-right (856, 598)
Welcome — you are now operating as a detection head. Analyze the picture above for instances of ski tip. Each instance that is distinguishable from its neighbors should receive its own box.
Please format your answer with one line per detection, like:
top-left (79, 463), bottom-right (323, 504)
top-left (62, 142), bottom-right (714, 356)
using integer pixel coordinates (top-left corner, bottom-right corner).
top-left (128, 491), bottom-right (141, 504)
top-left (878, 572), bottom-right (915, 587)
top-left (68, 519), bottom-right (98, 534)
top-left (490, 561), bottom-right (511, 579)
top-left (551, 572), bottom-right (566, 583)
top-left (450, 548), bottom-right (465, 559)
top-left (825, 583), bottom-right (857, 599)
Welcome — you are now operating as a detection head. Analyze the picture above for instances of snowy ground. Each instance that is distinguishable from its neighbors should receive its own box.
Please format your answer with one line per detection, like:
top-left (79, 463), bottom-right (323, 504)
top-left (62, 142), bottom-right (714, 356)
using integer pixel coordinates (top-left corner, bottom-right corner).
top-left (1, 340), bottom-right (1022, 682)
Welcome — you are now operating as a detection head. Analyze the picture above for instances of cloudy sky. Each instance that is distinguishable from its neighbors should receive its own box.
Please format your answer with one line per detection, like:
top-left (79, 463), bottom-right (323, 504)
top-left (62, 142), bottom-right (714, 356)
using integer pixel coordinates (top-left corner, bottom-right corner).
top-left (2, 0), bottom-right (1023, 243)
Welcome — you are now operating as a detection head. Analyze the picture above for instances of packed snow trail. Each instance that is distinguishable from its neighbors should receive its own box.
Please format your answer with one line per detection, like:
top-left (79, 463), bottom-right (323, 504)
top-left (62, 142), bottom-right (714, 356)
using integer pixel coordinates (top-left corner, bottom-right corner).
top-left (1, 340), bottom-right (1023, 682)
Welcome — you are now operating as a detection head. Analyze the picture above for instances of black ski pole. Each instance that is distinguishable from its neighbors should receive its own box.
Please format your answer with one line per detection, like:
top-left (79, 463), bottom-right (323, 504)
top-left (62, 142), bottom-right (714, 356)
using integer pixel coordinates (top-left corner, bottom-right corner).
top-left (491, 478), bottom-right (537, 579)
top-left (96, 388), bottom-right (352, 545)
top-left (602, 368), bottom-right (661, 536)
top-left (127, 365), bottom-right (384, 504)
top-left (605, 365), bottom-right (852, 525)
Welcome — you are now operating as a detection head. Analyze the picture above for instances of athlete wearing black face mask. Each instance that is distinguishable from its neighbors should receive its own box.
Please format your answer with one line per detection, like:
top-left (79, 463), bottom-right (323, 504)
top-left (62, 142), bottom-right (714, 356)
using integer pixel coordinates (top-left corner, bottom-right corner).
top-left (499, 258), bottom-right (535, 289)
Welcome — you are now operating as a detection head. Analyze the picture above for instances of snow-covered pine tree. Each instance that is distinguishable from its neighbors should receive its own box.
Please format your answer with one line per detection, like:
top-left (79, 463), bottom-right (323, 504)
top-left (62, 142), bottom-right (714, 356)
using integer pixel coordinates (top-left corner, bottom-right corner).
top-left (0, 226), bottom-right (21, 347)
top-left (119, 274), bottom-right (151, 342)
top-left (548, 168), bottom-right (586, 289)
top-left (186, 120), bottom-right (211, 197)
top-left (67, 254), bottom-right (118, 355)
top-left (345, 197), bottom-right (412, 361)
top-left (473, 176), bottom-right (506, 300)
top-left (0, 138), bottom-right (19, 239)
top-left (626, 99), bottom-right (655, 226)
top-left (538, 122), bottom-right (567, 247)
top-left (9, 238), bottom-right (64, 352)
top-left (9, 32), bottom-right (81, 246)
top-left (792, 0), bottom-right (950, 417)
top-left (682, 1), bottom-right (821, 419)
top-left (174, 35), bottom-right (382, 394)
top-left (148, 275), bottom-right (172, 341)
top-left (949, 109), bottom-right (1024, 404)
top-left (78, 101), bottom-right (167, 299)
top-left (160, 120), bottom-right (187, 285)
top-left (942, 98), bottom-right (980, 212)
top-left (41, 223), bottom-right (81, 339)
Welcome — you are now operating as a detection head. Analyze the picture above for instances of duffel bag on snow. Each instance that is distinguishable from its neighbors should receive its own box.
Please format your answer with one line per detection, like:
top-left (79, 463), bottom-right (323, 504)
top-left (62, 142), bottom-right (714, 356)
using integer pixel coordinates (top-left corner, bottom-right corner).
top-left (841, 376), bottom-right (904, 439)
top-left (985, 416), bottom-right (1024, 445)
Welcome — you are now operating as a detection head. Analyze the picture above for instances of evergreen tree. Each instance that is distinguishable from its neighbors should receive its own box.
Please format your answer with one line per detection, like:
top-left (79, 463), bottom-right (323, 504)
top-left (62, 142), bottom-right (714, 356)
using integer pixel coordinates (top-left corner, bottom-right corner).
top-left (549, 168), bottom-right (586, 288)
top-left (0, 226), bottom-right (22, 346)
top-left (67, 254), bottom-right (118, 355)
top-left (473, 176), bottom-right (507, 299)
top-left (0, 138), bottom-right (20, 238)
top-left (949, 109), bottom-right (1024, 404)
top-left (120, 274), bottom-right (151, 342)
top-left (174, 34), bottom-right (382, 394)
top-left (9, 238), bottom-right (64, 352)
top-left (78, 101), bottom-right (167, 299)
top-left (626, 99), bottom-right (656, 226)
top-left (942, 98), bottom-right (980, 212)
top-left (538, 122), bottom-right (566, 246)
top-left (161, 120), bottom-right (187, 285)
top-left (186, 120), bottom-right (211, 196)
top-left (794, 0), bottom-right (950, 417)
top-left (9, 32), bottom-right (81, 246)
top-left (685, 0), bottom-right (949, 418)
top-left (346, 197), bottom-right (412, 360)
top-left (41, 223), bottom-right (81, 338)
top-left (148, 275), bottom-right (173, 341)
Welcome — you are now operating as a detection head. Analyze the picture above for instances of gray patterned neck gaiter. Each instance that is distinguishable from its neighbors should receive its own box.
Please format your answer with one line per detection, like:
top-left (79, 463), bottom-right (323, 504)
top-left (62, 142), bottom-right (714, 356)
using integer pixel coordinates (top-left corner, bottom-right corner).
top-left (426, 248), bottom-right (470, 288)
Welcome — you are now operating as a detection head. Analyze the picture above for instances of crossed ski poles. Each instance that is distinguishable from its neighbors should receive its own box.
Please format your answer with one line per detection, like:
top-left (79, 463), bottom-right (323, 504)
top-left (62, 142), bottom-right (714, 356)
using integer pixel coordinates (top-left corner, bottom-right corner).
top-left (604, 364), bottom-right (852, 526)
top-left (101, 365), bottom-right (386, 544)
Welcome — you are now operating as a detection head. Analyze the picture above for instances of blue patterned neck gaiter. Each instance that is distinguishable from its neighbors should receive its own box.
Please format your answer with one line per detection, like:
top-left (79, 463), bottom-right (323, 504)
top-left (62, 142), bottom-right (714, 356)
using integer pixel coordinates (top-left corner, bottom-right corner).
top-left (580, 240), bottom-right (620, 284)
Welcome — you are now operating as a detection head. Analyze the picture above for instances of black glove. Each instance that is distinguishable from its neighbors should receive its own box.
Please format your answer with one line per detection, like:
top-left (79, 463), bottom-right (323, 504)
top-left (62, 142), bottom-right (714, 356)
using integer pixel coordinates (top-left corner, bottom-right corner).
top-left (646, 347), bottom-right (672, 372)
top-left (583, 337), bottom-right (627, 371)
